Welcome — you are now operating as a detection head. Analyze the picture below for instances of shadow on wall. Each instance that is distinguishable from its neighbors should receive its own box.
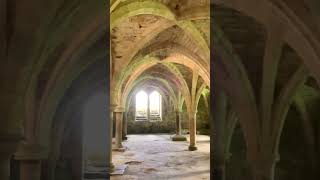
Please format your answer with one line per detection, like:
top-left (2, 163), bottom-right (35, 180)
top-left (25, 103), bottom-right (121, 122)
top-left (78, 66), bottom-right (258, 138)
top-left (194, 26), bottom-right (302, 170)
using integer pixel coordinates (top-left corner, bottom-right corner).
top-left (275, 107), bottom-right (316, 180)
top-left (226, 123), bottom-right (251, 180)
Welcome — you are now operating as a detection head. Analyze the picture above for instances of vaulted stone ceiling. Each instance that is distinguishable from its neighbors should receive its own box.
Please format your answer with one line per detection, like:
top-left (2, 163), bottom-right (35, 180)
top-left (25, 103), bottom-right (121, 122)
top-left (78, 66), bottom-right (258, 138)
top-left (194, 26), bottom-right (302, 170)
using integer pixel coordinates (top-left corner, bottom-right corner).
top-left (213, 4), bottom-right (304, 102)
top-left (110, 0), bottom-right (210, 111)
top-left (0, 0), bottom-right (320, 179)
top-left (212, 1), bottom-right (320, 178)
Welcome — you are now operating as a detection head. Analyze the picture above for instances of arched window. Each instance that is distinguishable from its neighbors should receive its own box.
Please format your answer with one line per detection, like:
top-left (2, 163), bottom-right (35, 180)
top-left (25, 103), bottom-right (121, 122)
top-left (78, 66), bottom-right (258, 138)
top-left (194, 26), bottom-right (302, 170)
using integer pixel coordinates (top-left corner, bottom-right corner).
top-left (135, 91), bottom-right (148, 121)
top-left (149, 91), bottom-right (162, 121)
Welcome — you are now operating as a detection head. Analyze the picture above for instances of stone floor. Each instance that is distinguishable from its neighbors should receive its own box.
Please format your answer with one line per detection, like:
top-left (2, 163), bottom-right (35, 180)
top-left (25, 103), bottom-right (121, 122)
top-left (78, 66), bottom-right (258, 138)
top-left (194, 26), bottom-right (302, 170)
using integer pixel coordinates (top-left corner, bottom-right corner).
top-left (111, 134), bottom-right (210, 180)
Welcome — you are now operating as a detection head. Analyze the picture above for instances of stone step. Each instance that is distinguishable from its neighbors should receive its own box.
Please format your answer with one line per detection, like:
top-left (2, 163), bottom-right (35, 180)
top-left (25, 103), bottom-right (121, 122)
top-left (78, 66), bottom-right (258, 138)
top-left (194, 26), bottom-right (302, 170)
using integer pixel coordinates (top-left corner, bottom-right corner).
top-left (135, 117), bottom-right (148, 121)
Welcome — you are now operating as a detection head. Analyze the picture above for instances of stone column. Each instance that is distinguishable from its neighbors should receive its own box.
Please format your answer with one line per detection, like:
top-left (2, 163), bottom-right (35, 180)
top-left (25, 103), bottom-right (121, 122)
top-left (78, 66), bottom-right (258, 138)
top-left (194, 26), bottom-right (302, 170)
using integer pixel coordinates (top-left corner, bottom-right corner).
top-left (172, 111), bottom-right (187, 141)
top-left (212, 91), bottom-right (228, 180)
top-left (122, 112), bottom-right (127, 140)
top-left (20, 161), bottom-right (41, 180)
top-left (251, 165), bottom-right (275, 180)
top-left (107, 105), bottom-right (115, 173)
top-left (0, 135), bottom-right (21, 180)
top-left (147, 95), bottom-right (150, 120)
top-left (188, 111), bottom-right (198, 151)
top-left (113, 107), bottom-right (124, 151)
top-left (0, 156), bottom-right (11, 180)
top-left (14, 143), bottom-right (45, 180)
top-left (212, 153), bottom-right (232, 180)
top-left (248, 153), bottom-right (279, 180)
top-left (212, 164), bottom-right (225, 180)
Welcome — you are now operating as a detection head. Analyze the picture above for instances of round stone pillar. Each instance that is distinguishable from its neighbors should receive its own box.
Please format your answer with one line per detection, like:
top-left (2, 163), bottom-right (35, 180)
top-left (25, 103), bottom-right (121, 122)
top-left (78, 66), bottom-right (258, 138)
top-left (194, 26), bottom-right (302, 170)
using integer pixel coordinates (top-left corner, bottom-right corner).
top-left (0, 135), bottom-right (21, 180)
top-left (213, 153), bottom-right (231, 180)
top-left (113, 107), bottom-right (125, 151)
top-left (20, 160), bottom-right (41, 180)
top-left (14, 143), bottom-right (45, 180)
top-left (172, 111), bottom-right (187, 141)
top-left (251, 165), bottom-right (275, 180)
top-left (0, 156), bottom-right (10, 180)
top-left (213, 165), bottom-right (225, 180)
top-left (188, 111), bottom-right (198, 151)
top-left (114, 111), bottom-right (123, 148)
top-left (176, 111), bottom-right (181, 135)
top-left (122, 112), bottom-right (128, 141)
top-left (108, 105), bottom-right (116, 173)
top-left (248, 153), bottom-right (279, 180)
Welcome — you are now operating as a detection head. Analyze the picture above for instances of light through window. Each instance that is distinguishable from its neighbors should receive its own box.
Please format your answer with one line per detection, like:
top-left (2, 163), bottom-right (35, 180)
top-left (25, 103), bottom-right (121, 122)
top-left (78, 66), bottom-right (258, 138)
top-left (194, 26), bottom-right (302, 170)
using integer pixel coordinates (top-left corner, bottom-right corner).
top-left (135, 91), bottom-right (148, 121)
top-left (149, 91), bottom-right (162, 121)
top-left (135, 90), bottom-right (162, 121)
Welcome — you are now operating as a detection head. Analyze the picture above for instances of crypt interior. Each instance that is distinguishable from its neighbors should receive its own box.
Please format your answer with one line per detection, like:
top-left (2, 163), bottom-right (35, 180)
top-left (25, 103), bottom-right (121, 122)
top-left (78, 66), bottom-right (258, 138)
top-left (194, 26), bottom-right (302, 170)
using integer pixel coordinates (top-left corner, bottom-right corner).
top-left (0, 0), bottom-right (320, 180)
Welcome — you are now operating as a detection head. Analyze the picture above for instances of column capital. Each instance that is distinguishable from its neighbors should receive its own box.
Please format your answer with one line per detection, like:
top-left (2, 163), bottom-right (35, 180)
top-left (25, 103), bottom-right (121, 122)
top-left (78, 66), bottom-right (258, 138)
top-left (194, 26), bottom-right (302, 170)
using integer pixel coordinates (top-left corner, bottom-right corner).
top-left (225, 152), bottom-right (232, 162)
top-left (14, 143), bottom-right (46, 161)
top-left (110, 104), bottom-right (117, 111)
top-left (114, 106), bottom-right (125, 113)
top-left (188, 110), bottom-right (198, 115)
top-left (247, 151), bottom-right (279, 178)
top-left (247, 151), bottom-right (280, 165)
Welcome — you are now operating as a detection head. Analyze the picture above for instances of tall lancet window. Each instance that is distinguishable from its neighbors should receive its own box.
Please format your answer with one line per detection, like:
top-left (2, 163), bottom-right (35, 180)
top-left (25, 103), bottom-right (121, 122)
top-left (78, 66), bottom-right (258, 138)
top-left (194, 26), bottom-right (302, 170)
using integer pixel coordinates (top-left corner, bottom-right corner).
top-left (135, 91), bottom-right (148, 121)
top-left (149, 91), bottom-right (162, 121)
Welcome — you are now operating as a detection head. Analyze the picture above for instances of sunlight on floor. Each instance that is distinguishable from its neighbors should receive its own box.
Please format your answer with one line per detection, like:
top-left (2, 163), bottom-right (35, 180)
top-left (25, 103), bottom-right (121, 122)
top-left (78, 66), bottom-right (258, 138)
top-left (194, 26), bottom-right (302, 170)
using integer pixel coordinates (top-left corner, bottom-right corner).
top-left (111, 134), bottom-right (210, 180)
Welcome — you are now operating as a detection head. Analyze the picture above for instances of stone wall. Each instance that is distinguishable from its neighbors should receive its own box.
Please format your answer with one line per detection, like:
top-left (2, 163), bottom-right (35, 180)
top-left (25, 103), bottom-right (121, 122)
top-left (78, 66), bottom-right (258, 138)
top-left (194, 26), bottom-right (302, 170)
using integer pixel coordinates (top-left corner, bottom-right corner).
top-left (127, 102), bottom-right (176, 134)
top-left (127, 96), bottom-right (210, 134)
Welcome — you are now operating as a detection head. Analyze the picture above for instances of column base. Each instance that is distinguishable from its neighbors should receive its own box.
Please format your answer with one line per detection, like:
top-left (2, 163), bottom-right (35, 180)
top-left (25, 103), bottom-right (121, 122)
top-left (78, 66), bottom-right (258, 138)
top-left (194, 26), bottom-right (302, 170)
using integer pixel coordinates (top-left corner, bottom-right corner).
top-left (14, 143), bottom-right (45, 180)
top-left (0, 134), bottom-right (23, 180)
top-left (109, 162), bottom-right (115, 173)
top-left (112, 147), bottom-right (126, 152)
top-left (188, 145), bottom-right (198, 151)
top-left (172, 135), bottom-right (187, 141)
top-left (110, 164), bottom-right (128, 176)
top-left (122, 136), bottom-right (128, 141)
top-left (85, 165), bottom-right (113, 179)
